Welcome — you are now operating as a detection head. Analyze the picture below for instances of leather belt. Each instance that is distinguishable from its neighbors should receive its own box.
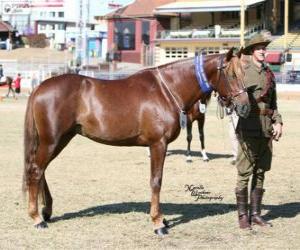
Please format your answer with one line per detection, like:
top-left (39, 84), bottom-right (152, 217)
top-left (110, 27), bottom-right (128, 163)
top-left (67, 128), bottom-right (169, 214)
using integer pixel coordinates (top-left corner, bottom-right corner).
top-left (252, 108), bottom-right (274, 116)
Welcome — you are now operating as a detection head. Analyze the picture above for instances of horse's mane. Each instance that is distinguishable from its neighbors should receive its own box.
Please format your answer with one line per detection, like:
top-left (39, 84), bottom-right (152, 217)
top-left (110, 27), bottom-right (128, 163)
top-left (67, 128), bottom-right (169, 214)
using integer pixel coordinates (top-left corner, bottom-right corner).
top-left (102, 53), bottom-right (226, 82)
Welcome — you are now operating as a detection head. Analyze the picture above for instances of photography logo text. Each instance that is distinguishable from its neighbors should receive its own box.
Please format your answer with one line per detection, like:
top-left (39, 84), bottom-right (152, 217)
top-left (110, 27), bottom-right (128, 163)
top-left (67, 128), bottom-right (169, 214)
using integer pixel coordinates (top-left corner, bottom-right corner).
top-left (185, 184), bottom-right (224, 202)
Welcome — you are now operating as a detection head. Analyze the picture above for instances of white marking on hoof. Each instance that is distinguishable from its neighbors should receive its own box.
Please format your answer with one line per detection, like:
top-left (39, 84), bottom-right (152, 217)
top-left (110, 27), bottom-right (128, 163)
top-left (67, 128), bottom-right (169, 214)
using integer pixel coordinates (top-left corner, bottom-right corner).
top-left (201, 150), bottom-right (209, 161)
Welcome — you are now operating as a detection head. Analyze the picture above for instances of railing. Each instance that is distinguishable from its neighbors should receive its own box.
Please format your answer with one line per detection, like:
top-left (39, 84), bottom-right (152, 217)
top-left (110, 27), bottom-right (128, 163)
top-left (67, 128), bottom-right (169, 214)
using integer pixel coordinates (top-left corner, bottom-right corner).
top-left (157, 24), bottom-right (263, 40)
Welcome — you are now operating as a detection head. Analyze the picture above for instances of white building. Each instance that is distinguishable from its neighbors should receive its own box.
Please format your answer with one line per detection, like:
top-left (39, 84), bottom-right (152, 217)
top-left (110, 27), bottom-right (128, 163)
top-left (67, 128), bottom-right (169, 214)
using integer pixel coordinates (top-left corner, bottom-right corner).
top-left (0, 0), bottom-right (117, 62)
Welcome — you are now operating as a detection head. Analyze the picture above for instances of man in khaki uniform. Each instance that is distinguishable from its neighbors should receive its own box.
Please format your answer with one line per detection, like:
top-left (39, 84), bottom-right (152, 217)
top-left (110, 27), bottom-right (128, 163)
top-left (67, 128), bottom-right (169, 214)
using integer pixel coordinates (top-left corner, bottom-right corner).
top-left (235, 33), bottom-right (283, 229)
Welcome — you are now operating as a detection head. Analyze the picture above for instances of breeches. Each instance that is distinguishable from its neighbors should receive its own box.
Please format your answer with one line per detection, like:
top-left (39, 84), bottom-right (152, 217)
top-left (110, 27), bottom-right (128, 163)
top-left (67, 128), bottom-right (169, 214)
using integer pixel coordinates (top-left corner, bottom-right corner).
top-left (236, 136), bottom-right (273, 190)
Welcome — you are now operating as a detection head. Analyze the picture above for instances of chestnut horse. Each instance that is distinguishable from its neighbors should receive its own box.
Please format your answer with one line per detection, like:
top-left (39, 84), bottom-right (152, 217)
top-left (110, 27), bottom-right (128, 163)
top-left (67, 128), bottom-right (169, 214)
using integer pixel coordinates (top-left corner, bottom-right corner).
top-left (186, 94), bottom-right (211, 163)
top-left (23, 48), bottom-right (250, 235)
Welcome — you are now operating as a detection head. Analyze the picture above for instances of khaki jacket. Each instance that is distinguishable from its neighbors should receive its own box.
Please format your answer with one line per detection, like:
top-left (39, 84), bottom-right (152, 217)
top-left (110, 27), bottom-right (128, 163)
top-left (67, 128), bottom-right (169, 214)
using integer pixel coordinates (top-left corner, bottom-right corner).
top-left (237, 59), bottom-right (282, 138)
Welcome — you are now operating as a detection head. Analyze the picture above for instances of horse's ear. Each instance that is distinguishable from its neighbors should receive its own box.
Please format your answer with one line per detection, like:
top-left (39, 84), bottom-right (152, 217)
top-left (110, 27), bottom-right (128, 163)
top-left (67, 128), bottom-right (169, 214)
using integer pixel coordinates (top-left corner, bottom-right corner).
top-left (225, 47), bottom-right (234, 62)
top-left (236, 47), bottom-right (244, 58)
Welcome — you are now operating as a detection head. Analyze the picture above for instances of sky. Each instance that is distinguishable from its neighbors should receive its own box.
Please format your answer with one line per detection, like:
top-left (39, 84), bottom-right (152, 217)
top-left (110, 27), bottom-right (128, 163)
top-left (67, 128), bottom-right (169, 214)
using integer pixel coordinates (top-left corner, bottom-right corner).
top-left (98, 0), bottom-right (134, 16)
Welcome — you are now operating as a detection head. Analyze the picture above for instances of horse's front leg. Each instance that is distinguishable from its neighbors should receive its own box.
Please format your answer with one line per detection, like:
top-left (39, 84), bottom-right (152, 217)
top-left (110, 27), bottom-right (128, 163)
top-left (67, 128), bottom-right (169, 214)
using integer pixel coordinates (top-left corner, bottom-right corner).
top-left (149, 140), bottom-right (169, 235)
top-left (197, 116), bottom-right (209, 162)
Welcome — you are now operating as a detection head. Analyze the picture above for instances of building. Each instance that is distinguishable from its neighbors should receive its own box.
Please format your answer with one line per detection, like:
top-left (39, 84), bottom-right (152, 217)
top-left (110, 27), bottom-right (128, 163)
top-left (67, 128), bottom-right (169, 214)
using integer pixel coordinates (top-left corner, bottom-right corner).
top-left (106, 0), bottom-right (300, 66)
top-left (105, 0), bottom-right (175, 64)
top-left (0, 0), bottom-right (126, 63)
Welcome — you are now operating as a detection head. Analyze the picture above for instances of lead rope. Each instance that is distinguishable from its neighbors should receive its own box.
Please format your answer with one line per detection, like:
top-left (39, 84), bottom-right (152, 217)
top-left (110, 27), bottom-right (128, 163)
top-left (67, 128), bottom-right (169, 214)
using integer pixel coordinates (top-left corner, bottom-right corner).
top-left (156, 68), bottom-right (187, 129)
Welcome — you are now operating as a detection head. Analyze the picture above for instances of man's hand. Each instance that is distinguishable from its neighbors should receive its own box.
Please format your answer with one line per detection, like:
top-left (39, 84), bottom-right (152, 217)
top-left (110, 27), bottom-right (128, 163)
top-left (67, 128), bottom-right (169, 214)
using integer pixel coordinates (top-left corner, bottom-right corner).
top-left (272, 123), bottom-right (283, 141)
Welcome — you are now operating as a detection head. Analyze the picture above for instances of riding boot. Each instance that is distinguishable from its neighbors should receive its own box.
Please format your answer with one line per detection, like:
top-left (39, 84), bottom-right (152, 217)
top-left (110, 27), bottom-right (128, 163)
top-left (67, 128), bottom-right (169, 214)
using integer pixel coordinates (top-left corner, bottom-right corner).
top-left (235, 187), bottom-right (251, 229)
top-left (250, 188), bottom-right (272, 227)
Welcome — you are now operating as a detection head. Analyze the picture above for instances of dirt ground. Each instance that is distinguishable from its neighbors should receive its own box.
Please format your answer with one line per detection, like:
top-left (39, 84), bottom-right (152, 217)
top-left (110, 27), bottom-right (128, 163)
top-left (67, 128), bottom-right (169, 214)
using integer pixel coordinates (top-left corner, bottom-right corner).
top-left (0, 90), bottom-right (299, 249)
top-left (0, 48), bottom-right (73, 62)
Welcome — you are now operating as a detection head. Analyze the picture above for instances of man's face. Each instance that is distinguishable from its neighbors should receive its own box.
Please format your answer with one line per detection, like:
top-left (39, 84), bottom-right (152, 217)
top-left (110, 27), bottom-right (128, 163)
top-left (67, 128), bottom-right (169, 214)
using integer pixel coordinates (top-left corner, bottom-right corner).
top-left (252, 45), bottom-right (266, 62)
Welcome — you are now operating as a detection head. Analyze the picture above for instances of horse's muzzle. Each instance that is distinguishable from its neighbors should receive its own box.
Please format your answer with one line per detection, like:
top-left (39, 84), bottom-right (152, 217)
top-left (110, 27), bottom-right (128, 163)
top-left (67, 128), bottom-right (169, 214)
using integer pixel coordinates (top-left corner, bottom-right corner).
top-left (235, 103), bottom-right (251, 118)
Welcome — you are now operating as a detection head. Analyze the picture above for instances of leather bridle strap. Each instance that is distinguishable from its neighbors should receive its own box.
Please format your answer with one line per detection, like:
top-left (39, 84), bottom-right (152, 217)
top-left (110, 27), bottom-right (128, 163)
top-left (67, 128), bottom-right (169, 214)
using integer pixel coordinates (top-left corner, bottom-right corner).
top-left (216, 55), bottom-right (247, 101)
top-left (156, 67), bottom-right (183, 112)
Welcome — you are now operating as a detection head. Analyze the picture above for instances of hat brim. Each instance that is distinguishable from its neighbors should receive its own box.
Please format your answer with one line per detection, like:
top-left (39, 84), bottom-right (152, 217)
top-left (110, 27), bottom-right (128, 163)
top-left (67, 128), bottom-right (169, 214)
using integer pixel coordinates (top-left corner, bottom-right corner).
top-left (242, 41), bottom-right (271, 55)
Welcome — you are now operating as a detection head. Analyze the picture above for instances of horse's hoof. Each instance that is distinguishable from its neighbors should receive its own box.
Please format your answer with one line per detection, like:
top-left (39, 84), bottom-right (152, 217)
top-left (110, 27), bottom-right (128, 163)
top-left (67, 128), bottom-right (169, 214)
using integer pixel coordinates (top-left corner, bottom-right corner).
top-left (154, 227), bottom-right (168, 236)
top-left (163, 218), bottom-right (170, 228)
top-left (203, 159), bottom-right (209, 162)
top-left (34, 221), bottom-right (48, 229)
top-left (186, 155), bottom-right (192, 163)
top-left (42, 209), bottom-right (52, 222)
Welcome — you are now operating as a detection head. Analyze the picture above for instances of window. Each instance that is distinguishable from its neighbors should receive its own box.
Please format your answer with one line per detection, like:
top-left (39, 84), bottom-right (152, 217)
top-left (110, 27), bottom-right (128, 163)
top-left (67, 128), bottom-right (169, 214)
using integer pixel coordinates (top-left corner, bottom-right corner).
top-left (165, 47), bottom-right (188, 59)
top-left (256, 6), bottom-right (261, 19)
top-left (114, 21), bottom-right (135, 50)
top-left (221, 12), bottom-right (239, 20)
top-left (39, 24), bottom-right (46, 30)
top-left (195, 47), bottom-right (221, 54)
top-left (58, 12), bottom-right (64, 18)
top-left (57, 23), bottom-right (65, 30)
top-left (49, 12), bottom-right (55, 18)
top-left (47, 24), bottom-right (55, 30)
top-left (142, 21), bottom-right (150, 45)
top-left (180, 13), bottom-right (192, 28)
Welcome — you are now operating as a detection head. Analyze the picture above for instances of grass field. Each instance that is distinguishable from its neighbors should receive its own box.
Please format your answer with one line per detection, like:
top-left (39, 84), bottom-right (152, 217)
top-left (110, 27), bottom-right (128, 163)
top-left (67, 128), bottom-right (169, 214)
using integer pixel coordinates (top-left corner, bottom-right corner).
top-left (0, 91), bottom-right (299, 249)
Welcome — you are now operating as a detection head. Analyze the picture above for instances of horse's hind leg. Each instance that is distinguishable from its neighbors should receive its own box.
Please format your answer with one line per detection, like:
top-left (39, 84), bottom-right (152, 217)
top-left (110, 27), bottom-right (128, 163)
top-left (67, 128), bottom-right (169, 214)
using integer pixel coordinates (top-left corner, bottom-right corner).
top-left (186, 120), bottom-right (193, 162)
top-left (28, 130), bottom-right (75, 228)
top-left (31, 131), bottom-right (76, 226)
top-left (27, 143), bottom-right (53, 228)
top-left (197, 115), bottom-right (209, 161)
top-left (40, 174), bottom-right (52, 221)
top-left (149, 140), bottom-right (168, 235)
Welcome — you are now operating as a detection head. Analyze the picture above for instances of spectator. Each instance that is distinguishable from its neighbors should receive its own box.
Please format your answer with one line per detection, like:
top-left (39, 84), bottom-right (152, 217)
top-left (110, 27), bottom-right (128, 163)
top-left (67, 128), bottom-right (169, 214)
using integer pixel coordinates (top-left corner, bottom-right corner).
top-left (13, 73), bottom-right (22, 97)
top-left (0, 64), bottom-right (3, 78)
top-left (30, 73), bottom-right (39, 93)
top-left (5, 76), bottom-right (15, 99)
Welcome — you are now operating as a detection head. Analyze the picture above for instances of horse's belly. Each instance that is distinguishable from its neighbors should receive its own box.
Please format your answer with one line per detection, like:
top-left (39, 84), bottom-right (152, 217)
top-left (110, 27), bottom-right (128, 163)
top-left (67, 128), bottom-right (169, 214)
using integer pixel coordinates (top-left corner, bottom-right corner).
top-left (79, 116), bottom-right (146, 145)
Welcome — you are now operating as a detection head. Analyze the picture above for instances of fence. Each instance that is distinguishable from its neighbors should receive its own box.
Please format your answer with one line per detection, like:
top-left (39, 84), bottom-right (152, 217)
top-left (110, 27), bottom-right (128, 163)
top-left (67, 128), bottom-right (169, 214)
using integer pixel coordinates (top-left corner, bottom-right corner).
top-left (0, 59), bottom-right (69, 88)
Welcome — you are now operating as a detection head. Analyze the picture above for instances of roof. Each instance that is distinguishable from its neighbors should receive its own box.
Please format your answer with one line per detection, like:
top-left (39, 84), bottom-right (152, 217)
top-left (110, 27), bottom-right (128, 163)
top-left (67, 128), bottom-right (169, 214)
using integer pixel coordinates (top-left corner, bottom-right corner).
top-left (106, 0), bottom-right (175, 18)
top-left (0, 22), bottom-right (14, 32)
top-left (155, 0), bottom-right (266, 13)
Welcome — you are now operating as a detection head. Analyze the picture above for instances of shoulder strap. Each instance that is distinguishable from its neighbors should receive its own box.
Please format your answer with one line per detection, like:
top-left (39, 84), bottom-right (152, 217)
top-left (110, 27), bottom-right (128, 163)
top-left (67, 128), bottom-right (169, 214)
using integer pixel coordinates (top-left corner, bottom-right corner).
top-left (257, 65), bottom-right (275, 103)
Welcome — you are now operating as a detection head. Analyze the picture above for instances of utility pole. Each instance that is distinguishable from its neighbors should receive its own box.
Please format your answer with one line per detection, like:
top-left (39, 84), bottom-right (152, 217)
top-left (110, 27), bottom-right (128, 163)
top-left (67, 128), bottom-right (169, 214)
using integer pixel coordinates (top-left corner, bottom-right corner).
top-left (75, 0), bottom-right (84, 66)
top-left (84, 0), bottom-right (89, 66)
top-left (283, 0), bottom-right (289, 50)
top-left (240, 0), bottom-right (245, 48)
top-left (75, 0), bottom-right (89, 67)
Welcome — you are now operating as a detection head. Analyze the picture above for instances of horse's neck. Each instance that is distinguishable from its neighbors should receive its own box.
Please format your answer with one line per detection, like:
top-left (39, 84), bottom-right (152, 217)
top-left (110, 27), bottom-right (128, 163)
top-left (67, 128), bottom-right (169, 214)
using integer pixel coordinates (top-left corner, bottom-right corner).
top-left (159, 59), bottom-right (203, 111)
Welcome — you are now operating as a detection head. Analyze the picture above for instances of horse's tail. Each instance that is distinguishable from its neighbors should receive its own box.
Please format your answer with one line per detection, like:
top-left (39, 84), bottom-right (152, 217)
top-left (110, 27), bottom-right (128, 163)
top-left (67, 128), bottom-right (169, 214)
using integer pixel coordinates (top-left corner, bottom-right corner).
top-left (22, 94), bottom-right (39, 194)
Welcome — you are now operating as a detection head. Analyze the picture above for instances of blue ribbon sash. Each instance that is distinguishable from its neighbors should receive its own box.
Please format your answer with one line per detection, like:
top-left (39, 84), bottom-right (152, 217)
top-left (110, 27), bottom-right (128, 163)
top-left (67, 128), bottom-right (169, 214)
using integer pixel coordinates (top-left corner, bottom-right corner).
top-left (194, 54), bottom-right (213, 94)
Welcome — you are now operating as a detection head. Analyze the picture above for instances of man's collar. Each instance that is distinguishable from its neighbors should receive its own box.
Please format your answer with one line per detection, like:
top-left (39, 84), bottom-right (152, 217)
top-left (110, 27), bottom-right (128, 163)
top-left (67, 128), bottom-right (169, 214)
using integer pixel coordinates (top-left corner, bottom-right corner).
top-left (250, 58), bottom-right (263, 73)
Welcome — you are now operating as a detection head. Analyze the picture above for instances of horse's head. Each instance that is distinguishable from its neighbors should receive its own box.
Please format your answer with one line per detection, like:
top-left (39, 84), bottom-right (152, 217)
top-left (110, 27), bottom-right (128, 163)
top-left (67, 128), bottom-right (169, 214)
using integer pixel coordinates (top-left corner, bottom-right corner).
top-left (213, 47), bottom-right (251, 118)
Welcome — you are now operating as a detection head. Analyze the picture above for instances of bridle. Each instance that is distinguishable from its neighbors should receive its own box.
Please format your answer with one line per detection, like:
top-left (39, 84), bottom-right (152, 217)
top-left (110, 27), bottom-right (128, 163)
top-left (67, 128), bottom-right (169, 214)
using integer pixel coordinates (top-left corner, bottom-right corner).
top-left (215, 54), bottom-right (248, 110)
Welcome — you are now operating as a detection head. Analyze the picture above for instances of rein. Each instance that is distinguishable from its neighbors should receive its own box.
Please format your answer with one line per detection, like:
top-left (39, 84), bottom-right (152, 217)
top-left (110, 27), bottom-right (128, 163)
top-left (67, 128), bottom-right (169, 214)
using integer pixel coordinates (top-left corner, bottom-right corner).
top-left (156, 68), bottom-right (187, 128)
top-left (156, 68), bottom-right (183, 112)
